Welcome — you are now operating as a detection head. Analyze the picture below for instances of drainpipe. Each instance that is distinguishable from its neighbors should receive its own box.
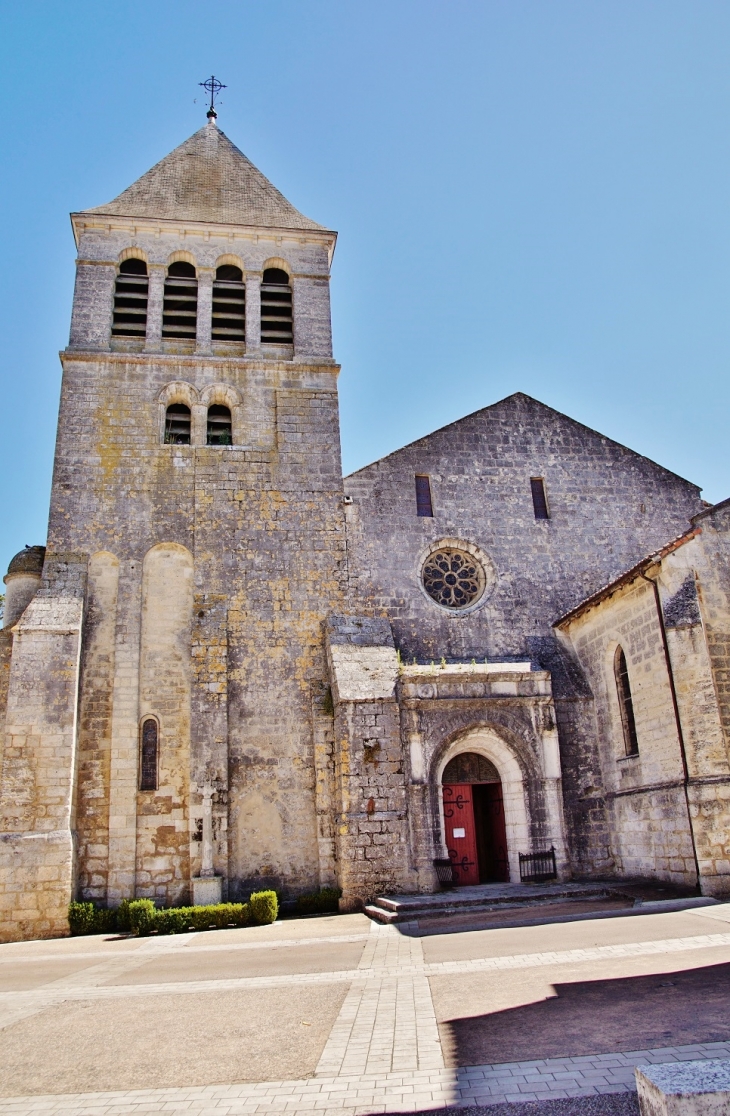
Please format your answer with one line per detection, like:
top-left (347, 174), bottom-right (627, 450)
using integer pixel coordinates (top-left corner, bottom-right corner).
top-left (640, 569), bottom-right (702, 891)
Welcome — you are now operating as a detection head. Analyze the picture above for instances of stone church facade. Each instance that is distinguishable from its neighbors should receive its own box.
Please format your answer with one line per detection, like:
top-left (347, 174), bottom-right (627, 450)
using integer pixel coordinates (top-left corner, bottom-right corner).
top-left (0, 116), bottom-right (728, 940)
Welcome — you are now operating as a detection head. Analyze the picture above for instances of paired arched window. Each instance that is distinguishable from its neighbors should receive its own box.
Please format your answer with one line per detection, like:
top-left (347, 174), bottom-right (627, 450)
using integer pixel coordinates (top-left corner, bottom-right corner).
top-left (164, 403), bottom-right (191, 445)
top-left (140, 718), bottom-right (158, 791)
top-left (162, 261), bottom-right (198, 340)
top-left (112, 258), bottom-right (148, 337)
top-left (212, 265), bottom-right (246, 341)
top-left (163, 402), bottom-right (232, 445)
top-left (207, 405), bottom-right (232, 445)
top-left (614, 646), bottom-right (639, 756)
top-left (260, 267), bottom-right (293, 344)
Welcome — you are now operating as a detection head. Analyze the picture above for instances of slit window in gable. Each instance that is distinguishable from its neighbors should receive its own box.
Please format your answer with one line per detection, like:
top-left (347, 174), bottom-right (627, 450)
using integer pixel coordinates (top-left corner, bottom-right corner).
top-left (415, 475), bottom-right (433, 517)
top-left (530, 477), bottom-right (549, 520)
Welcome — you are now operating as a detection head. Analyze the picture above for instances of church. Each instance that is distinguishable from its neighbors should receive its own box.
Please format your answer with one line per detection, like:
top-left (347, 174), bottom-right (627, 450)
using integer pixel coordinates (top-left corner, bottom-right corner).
top-left (1, 107), bottom-right (729, 941)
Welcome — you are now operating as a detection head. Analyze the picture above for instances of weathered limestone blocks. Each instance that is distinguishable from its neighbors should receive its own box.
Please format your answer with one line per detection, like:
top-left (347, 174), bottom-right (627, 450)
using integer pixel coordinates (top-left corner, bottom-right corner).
top-left (0, 554), bottom-right (86, 941)
top-left (326, 617), bottom-right (416, 909)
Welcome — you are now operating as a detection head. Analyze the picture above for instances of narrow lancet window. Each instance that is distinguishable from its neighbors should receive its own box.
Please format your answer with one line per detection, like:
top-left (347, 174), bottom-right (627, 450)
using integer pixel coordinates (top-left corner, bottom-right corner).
top-left (164, 403), bottom-right (191, 445)
top-left (212, 265), bottom-right (246, 341)
top-left (260, 267), bottom-right (293, 344)
top-left (531, 477), bottom-right (549, 520)
top-left (614, 646), bottom-right (639, 756)
top-left (162, 261), bottom-right (198, 340)
top-left (111, 258), bottom-right (148, 337)
top-left (140, 718), bottom-right (158, 791)
top-left (415, 475), bottom-right (433, 517)
top-left (207, 405), bottom-right (232, 445)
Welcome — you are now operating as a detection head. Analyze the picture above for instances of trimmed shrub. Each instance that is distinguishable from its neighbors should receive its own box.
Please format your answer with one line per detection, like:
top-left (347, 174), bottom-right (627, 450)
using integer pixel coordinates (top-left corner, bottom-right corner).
top-left (154, 906), bottom-right (193, 935)
top-left (295, 887), bottom-right (342, 915)
top-left (116, 898), bottom-right (132, 933)
top-left (249, 890), bottom-right (278, 924)
top-left (128, 898), bottom-right (157, 936)
top-left (69, 898), bottom-right (257, 936)
top-left (68, 901), bottom-right (118, 935)
top-left (68, 901), bottom-right (98, 935)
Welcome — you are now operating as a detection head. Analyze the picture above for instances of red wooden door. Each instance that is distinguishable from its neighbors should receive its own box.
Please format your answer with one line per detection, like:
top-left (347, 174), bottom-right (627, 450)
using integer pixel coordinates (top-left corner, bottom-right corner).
top-left (442, 783), bottom-right (479, 885)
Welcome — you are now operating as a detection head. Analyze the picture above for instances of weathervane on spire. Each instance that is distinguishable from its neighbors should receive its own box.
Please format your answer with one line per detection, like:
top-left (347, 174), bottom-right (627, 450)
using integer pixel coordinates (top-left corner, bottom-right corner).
top-left (199, 75), bottom-right (226, 121)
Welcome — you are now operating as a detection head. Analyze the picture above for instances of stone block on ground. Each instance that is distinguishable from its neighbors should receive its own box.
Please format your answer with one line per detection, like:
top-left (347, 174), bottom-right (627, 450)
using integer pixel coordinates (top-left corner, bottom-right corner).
top-left (636, 1059), bottom-right (730, 1115)
top-left (192, 876), bottom-right (223, 906)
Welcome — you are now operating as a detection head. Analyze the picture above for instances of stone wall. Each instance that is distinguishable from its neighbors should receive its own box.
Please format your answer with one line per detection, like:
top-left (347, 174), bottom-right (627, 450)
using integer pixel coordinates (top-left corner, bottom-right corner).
top-left (343, 391), bottom-right (704, 876)
top-left (558, 523), bottom-right (730, 896)
top-left (326, 617), bottom-right (415, 908)
top-left (0, 556), bottom-right (86, 940)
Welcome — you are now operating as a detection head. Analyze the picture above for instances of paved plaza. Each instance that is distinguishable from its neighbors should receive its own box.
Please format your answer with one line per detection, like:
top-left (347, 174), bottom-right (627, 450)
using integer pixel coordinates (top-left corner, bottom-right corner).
top-left (0, 902), bottom-right (729, 1113)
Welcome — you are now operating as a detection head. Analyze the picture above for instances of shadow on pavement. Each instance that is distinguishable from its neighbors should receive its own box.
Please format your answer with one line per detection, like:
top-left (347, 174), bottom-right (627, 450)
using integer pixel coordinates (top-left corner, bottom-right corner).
top-left (440, 960), bottom-right (730, 1065)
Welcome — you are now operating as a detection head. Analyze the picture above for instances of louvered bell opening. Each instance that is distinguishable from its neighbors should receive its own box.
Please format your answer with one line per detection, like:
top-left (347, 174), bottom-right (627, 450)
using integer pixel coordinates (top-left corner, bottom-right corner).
top-left (212, 265), bottom-right (245, 341)
top-left (162, 262), bottom-right (198, 339)
top-left (261, 267), bottom-right (292, 344)
top-left (112, 258), bottom-right (148, 337)
top-left (164, 403), bottom-right (191, 445)
top-left (207, 404), bottom-right (232, 445)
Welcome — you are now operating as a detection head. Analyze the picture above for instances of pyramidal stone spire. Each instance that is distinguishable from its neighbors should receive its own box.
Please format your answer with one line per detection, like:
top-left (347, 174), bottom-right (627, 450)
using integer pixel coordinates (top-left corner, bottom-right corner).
top-left (84, 120), bottom-right (327, 231)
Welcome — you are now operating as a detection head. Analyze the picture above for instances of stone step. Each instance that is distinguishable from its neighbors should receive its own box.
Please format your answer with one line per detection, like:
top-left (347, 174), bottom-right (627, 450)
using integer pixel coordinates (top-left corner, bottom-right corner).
top-left (364, 883), bottom-right (718, 927)
top-left (366, 881), bottom-right (612, 923)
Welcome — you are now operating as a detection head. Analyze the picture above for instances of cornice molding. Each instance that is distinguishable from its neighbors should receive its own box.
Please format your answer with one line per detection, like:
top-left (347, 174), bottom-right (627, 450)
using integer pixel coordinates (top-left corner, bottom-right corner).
top-left (60, 348), bottom-right (340, 375)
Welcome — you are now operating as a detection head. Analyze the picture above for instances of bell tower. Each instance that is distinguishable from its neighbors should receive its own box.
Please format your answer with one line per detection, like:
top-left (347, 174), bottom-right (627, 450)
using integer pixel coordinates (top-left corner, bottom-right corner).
top-left (0, 107), bottom-right (346, 937)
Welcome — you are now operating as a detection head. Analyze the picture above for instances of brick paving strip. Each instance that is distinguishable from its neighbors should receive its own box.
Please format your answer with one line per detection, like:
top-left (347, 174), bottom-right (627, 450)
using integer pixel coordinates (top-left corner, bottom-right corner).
top-left (1, 922), bottom-right (730, 1113)
top-left (0, 1041), bottom-right (728, 1114)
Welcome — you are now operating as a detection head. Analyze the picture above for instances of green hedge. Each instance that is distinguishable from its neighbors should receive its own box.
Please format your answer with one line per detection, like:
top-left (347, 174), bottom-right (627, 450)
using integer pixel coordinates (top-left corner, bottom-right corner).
top-left (68, 890), bottom-right (278, 936)
top-left (295, 887), bottom-right (342, 915)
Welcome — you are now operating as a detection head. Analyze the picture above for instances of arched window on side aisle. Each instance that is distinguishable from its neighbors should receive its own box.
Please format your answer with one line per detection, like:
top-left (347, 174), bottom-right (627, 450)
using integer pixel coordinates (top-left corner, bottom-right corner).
top-left (207, 405), bottom-right (232, 445)
top-left (212, 265), bottom-right (246, 341)
top-left (163, 261), bottom-right (198, 340)
top-left (112, 258), bottom-right (148, 337)
top-left (614, 646), bottom-right (639, 756)
top-left (140, 718), bottom-right (158, 791)
top-left (260, 267), bottom-right (293, 344)
top-left (164, 403), bottom-right (191, 445)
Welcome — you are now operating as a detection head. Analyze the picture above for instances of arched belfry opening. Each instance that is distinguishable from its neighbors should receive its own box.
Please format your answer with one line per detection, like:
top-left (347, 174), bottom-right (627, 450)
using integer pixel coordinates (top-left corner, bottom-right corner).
top-left (442, 751), bottom-right (509, 885)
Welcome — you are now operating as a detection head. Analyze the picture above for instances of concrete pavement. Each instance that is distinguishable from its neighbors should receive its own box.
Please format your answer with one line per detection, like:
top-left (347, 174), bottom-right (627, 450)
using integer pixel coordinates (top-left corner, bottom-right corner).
top-left (0, 903), bottom-right (727, 1111)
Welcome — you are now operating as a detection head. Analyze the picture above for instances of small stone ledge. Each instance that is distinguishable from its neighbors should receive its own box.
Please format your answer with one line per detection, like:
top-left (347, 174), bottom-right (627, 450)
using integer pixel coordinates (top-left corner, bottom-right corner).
top-left (636, 1059), bottom-right (730, 1115)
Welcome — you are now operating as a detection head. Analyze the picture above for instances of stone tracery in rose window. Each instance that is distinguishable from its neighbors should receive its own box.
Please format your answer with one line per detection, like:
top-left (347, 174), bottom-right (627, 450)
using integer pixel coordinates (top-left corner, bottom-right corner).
top-left (421, 547), bottom-right (485, 609)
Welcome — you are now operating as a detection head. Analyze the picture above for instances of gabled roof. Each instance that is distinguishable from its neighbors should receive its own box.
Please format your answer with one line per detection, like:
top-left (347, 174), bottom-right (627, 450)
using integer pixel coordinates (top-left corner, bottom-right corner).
top-left (344, 392), bottom-right (702, 491)
top-left (83, 120), bottom-right (329, 232)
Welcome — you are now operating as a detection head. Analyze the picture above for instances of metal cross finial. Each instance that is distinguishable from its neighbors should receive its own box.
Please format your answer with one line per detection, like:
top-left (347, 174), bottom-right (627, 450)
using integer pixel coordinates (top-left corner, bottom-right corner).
top-left (199, 75), bottom-right (226, 119)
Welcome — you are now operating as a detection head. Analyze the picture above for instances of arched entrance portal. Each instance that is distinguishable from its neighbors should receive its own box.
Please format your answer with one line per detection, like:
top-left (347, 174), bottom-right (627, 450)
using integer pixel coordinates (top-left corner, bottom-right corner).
top-left (442, 752), bottom-right (509, 885)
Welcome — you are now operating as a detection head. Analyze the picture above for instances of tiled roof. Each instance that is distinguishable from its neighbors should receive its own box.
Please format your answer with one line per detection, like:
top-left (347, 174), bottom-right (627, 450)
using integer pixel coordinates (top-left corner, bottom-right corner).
top-left (84, 121), bottom-right (328, 231)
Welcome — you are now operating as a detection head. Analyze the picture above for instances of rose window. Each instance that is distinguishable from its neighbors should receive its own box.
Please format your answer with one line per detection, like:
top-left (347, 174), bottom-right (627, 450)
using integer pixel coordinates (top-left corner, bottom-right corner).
top-left (422, 548), bottom-right (485, 609)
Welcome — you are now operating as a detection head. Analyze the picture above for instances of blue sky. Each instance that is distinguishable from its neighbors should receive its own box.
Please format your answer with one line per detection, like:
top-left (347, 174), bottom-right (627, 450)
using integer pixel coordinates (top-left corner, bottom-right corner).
top-left (1, 1), bottom-right (729, 576)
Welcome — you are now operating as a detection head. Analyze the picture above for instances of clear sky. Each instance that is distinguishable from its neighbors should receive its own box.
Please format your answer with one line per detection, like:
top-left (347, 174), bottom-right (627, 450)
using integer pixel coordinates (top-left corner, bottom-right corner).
top-left (1, 1), bottom-right (729, 577)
